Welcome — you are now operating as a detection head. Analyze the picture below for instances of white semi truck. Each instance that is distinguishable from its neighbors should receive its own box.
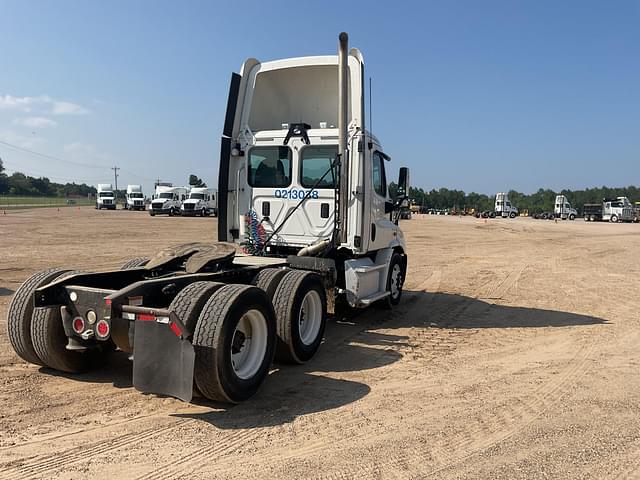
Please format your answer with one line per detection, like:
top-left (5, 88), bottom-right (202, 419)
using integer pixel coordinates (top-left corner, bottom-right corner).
top-left (181, 187), bottom-right (218, 217)
top-left (583, 197), bottom-right (635, 222)
top-left (553, 195), bottom-right (577, 220)
top-left (95, 184), bottom-right (116, 210)
top-left (124, 184), bottom-right (145, 211)
top-left (149, 185), bottom-right (189, 216)
top-left (7, 33), bottom-right (409, 404)
top-left (494, 192), bottom-right (518, 218)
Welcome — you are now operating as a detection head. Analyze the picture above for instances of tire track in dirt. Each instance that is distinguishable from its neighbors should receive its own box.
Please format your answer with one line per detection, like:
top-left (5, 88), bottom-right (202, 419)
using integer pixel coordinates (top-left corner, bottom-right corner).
top-left (314, 330), bottom-right (600, 479)
top-left (0, 417), bottom-right (194, 480)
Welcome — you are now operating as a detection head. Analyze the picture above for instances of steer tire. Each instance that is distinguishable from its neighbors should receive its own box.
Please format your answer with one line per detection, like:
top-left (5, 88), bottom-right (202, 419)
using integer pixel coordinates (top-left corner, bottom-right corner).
top-left (193, 284), bottom-right (276, 403)
top-left (272, 271), bottom-right (327, 364)
top-left (382, 252), bottom-right (406, 309)
top-left (120, 257), bottom-right (150, 270)
top-left (611, 214), bottom-right (618, 223)
top-left (252, 268), bottom-right (289, 301)
top-left (169, 281), bottom-right (223, 334)
top-left (509, 212), bottom-right (516, 219)
top-left (569, 214), bottom-right (576, 220)
top-left (8, 268), bottom-right (70, 366)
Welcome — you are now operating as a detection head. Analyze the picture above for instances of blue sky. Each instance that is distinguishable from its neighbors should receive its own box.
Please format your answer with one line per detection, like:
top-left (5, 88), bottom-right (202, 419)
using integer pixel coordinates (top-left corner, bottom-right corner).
top-left (1, 0), bottom-right (638, 195)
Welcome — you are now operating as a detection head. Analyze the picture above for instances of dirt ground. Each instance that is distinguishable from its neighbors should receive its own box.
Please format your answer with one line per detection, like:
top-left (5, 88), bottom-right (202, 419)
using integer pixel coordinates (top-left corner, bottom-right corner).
top-left (0, 207), bottom-right (639, 479)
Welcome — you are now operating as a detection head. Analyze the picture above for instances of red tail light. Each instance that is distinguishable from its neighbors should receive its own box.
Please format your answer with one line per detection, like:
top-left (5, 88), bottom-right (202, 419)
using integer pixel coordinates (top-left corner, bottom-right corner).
top-left (137, 313), bottom-right (156, 321)
top-left (72, 317), bottom-right (85, 334)
top-left (96, 320), bottom-right (110, 337)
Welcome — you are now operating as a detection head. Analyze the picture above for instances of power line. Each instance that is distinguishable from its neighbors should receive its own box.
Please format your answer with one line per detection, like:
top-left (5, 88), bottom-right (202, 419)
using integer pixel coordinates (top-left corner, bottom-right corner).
top-left (0, 139), bottom-right (110, 169)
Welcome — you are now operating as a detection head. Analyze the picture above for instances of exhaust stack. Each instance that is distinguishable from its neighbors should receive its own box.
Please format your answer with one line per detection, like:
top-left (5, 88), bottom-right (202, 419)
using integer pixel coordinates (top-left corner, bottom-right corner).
top-left (338, 32), bottom-right (349, 244)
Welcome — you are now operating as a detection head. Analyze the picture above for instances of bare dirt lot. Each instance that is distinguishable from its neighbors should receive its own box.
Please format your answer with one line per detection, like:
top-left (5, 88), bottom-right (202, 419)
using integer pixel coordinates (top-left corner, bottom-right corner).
top-left (1, 207), bottom-right (639, 479)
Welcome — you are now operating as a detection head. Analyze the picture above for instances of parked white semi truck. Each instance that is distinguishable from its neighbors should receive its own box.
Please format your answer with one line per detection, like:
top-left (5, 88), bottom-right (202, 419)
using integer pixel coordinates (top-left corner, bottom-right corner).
top-left (494, 192), bottom-right (518, 218)
top-left (181, 187), bottom-right (218, 217)
top-left (149, 185), bottom-right (189, 216)
top-left (7, 33), bottom-right (409, 404)
top-left (553, 195), bottom-right (577, 220)
top-left (124, 185), bottom-right (145, 211)
top-left (95, 184), bottom-right (116, 210)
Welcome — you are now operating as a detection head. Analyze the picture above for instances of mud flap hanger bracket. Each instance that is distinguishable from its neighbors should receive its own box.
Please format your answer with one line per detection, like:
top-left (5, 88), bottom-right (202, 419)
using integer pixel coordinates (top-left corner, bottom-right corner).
top-left (121, 305), bottom-right (191, 340)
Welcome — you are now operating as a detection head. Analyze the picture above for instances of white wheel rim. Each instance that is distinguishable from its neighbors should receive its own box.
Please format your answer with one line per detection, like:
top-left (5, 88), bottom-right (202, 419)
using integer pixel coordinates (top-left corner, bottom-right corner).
top-left (299, 290), bottom-right (322, 345)
top-left (390, 264), bottom-right (402, 299)
top-left (231, 309), bottom-right (268, 380)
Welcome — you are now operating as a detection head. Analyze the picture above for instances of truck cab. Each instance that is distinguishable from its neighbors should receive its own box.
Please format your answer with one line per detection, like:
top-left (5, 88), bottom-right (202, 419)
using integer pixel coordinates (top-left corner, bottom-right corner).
top-left (125, 185), bottom-right (145, 211)
top-left (494, 192), bottom-right (518, 218)
top-left (554, 195), bottom-right (577, 220)
top-left (218, 38), bottom-right (408, 307)
top-left (603, 197), bottom-right (634, 223)
top-left (150, 186), bottom-right (189, 216)
top-left (96, 184), bottom-right (116, 210)
top-left (181, 187), bottom-right (217, 216)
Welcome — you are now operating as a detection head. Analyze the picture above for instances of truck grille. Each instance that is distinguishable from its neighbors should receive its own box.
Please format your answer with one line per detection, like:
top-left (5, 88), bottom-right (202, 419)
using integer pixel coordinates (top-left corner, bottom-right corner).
top-left (134, 200), bottom-right (143, 206)
top-left (103, 199), bottom-right (112, 205)
top-left (183, 203), bottom-right (195, 210)
top-left (152, 203), bottom-right (163, 210)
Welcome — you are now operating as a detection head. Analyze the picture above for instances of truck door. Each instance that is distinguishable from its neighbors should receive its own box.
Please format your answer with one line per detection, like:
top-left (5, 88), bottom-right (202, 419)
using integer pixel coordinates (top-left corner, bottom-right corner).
top-left (369, 151), bottom-right (395, 251)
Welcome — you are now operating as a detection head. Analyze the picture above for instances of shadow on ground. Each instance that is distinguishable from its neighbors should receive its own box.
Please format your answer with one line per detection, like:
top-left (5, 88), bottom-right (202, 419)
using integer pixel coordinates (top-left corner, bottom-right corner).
top-left (398, 290), bottom-right (609, 329)
top-left (0, 287), bottom-right (15, 296)
top-left (43, 289), bottom-right (608, 427)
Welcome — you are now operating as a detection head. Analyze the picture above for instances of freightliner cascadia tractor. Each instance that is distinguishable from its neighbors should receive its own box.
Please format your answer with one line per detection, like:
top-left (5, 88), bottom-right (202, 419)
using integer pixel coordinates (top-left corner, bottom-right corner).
top-left (7, 33), bottom-right (410, 403)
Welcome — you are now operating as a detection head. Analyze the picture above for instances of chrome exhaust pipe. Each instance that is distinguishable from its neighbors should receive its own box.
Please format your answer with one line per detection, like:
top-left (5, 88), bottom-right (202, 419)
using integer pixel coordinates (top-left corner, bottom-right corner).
top-left (338, 32), bottom-right (349, 244)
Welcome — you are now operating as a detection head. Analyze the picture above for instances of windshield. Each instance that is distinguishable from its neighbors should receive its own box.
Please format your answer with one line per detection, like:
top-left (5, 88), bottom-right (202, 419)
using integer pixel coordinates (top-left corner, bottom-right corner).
top-left (248, 146), bottom-right (291, 188)
top-left (158, 193), bottom-right (173, 199)
top-left (99, 192), bottom-right (113, 198)
top-left (300, 146), bottom-right (337, 188)
top-left (190, 193), bottom-right (205, 200)
top-left (129, 193), bottom-right (143, 198)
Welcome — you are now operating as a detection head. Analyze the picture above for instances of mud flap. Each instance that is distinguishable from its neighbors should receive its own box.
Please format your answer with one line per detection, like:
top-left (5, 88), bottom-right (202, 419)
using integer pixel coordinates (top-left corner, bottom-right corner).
top-left (132, 316), bottom-right (195, 402)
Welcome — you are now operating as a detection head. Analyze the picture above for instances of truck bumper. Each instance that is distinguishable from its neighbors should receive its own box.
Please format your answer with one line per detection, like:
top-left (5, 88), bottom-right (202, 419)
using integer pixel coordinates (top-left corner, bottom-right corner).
top-left (149, 208), bottom-right (173, 215)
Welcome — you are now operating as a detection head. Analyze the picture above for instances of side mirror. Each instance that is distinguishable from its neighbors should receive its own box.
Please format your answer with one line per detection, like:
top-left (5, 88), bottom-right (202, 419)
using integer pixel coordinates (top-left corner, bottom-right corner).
top-left (396, 167), bottom-right (410, 205)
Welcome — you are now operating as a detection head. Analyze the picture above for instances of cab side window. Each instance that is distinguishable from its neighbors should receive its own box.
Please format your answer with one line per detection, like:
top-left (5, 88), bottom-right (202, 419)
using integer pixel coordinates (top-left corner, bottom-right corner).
top-left (372, 152), bottom-right (387, 197)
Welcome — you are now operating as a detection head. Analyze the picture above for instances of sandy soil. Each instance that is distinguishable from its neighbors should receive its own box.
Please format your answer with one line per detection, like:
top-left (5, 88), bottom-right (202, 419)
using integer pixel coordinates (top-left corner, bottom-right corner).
top-left (1, 207), bottom-right (639, 479)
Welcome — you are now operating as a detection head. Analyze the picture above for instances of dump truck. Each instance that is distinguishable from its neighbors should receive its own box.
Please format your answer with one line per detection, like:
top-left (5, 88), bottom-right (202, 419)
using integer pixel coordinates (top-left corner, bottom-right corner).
top-left (583, 197), bottom-right (634, 222)
top-left (124, 184), bottom-right (145, 211)
top-left (7, 33), bottom-right (409, 404)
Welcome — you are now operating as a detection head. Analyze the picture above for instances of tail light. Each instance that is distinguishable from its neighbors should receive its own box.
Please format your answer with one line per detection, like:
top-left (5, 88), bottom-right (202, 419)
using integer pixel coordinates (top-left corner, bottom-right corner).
top-left (72, 317), bottom-right (85, 334)
top-left (96, 320), bottom-right (110, 338)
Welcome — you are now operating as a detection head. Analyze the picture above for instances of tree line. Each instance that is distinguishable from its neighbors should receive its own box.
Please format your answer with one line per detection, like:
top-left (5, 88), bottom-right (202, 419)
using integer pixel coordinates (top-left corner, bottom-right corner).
top-left (0, 159), bottom-right (96, 197)
top-left (390, 183), bottom-right (640, 213)
top-left (2, 158), bottom-right (637, 212)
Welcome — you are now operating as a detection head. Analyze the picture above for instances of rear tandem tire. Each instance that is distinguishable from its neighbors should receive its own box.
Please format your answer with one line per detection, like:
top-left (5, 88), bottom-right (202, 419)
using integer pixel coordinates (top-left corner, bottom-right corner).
top-left (169, 281), bottom-right (223, 334)
top-left (30, 306), bottom-right (111, 373)
top-left (272, 271), bottom-right (327, 364)
top-left (7, 268), bottom-right (70, 366)
top-left (193, 284), bottom-right (276, 403)
top-left (252, 268), bottom-right (289, 301)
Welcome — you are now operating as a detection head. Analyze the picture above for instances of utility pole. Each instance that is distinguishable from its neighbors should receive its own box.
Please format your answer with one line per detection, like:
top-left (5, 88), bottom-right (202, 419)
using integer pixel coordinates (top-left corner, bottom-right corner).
top-left (111, 166), bottom-right (120, 200)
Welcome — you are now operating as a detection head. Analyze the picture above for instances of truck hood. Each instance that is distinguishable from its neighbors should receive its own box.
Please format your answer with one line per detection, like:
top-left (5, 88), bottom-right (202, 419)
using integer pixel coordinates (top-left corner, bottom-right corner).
top-left (183, 199), bottom-right (202, 205)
